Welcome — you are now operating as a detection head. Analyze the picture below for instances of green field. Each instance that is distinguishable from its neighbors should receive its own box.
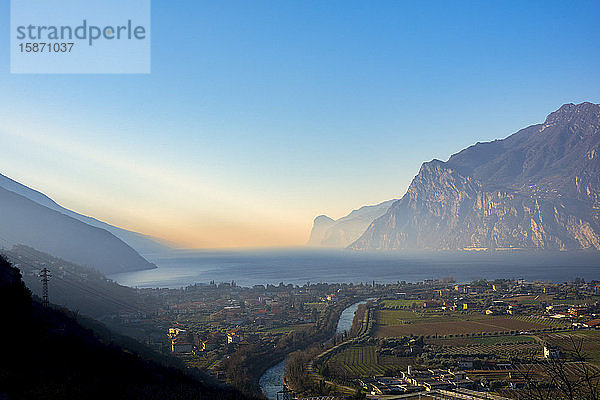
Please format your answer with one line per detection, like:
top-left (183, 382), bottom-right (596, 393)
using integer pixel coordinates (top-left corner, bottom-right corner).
top-left (474, 335), bottom-right (536, 345)
top-left (375, 309), bottom-right (569, 337)
top-left (506, 294), bottom-right (600, 306)
top-left (433, 342), bottom-right (541, 358)
top-left (380, 299), bottom-right (423, 308)
top-left (377, 309), bottom-right (462, 325)
top-left (325, 345), bottom-right (402, 377)
top-left (426, 334), bottom-right (536, 347)
top-left (542, 330), bottom-right (600, 365)
top-left (504, 294), bottom-right (555, 305)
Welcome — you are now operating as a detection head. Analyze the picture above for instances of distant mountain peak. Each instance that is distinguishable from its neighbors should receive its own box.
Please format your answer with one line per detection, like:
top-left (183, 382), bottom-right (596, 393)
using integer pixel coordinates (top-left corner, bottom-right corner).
top-left (542, 102), bottom-right (600, 135)
top-left (308, 200), bottom-right (396, 247)
top-left (314, 215), bottom-right (335, 224)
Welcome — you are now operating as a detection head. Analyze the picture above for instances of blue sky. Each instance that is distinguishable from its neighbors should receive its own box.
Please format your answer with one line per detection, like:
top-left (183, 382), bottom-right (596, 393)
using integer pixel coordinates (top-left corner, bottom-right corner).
top-left (0, 1), bottom-right (599, 247)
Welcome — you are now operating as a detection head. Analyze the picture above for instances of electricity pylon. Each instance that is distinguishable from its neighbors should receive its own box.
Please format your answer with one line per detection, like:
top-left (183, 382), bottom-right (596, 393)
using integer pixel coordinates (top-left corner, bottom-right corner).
top-left (39, 268), bottom-right (51, 308)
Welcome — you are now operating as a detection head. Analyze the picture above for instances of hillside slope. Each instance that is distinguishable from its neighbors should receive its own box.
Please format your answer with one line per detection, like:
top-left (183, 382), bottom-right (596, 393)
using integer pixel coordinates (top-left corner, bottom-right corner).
top-left (0, 173), bottom-right (173, 256)
top-left (0, 254), bottom-right (252, 400)
top-left (0, 186), bottom-right (156, 274)
top-left (3, 245), bottom-right (144, 320)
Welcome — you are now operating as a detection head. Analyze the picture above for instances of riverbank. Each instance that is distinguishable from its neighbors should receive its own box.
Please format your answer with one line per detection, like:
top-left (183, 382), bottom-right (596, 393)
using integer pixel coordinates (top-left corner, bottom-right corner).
top-left (279, 298), bottom-right (376, 398)
top-left (305, 300), bottom-right (376, 396)
top-left (258, 297), bottom-right (363, 399)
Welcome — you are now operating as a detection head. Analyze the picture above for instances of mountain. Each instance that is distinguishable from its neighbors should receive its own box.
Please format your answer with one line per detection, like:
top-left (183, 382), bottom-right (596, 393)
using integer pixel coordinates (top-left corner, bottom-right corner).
top-left (350, 102), bottom-right (600, 251)
top-left (308, 215), bottom-right (336, 245)
top-left (308, 200), bottom-right (396, 247)
top-left (0, 185), bottom-right (156, 274)
top-left (0, 255), bottom-right (253, 400)
top-left (3, 245), bottom-right (144, 320)
top-left (0, 173), bottom-right (173, 257)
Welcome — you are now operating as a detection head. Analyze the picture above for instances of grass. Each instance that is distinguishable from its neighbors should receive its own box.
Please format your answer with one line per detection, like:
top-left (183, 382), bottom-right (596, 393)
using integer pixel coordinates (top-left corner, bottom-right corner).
top-left (380, 299), bottom-right (423, 308)
top-left (375, 309), bottom-right (566, 338)
top-left (325, 345), bottom-right (401, 377)
top-left (474, 335), bottom-right (536, 345)
top-left (377, 309), bottom-right (463, 325)
top-left (505, 294), bottom-right (600, 306)
top-left (542, 330), bottom-right (600, 365)
top-left (435, 342), bottom-right (541, 358)
top-left (504, 294), bottom-right (555, 305)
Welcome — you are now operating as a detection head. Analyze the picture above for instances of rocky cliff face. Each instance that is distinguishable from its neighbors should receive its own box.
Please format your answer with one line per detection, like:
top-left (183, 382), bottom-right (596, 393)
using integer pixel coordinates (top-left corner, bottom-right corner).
top-left (308, 200), bottom-right (396, 247)
top-left (349, 102), bottom-right (600, 251)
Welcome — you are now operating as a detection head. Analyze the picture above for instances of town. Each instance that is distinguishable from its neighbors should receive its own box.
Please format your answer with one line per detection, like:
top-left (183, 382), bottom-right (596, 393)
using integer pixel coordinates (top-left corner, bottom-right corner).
top-left (8, 245), bottom-right (600, 399)
top-left (153, 275), bottom-right (600, 399)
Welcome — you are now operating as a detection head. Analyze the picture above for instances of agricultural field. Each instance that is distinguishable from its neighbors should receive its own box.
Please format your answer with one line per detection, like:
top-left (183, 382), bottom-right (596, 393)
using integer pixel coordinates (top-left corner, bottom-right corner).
top-left (504, 294), bottom-right (555, 305)
top-left (380, 299), bottom-right (423, 308)
top-left (424, 334), bottom-right (542, 361)
top-left (375, 308), bottom-right (567, 338)
top-left (510, 315), bottom-right (569, 329)
top-left (505, 294), bottom-right (600, 306)
top-left (304, 302), bottom-right (327, 311)
top-left (431, 342), bottom-right (541, 358)
top-left (474, 335), bottom-right (536, 345)
top-left (324, 345), bottom-right (405, 378)
top-left (541, 330), bottom-right (600, 365)
top-left (426, 335), bottom-right (536, 347)
top-left (377, 309), bottom-right (463, 324)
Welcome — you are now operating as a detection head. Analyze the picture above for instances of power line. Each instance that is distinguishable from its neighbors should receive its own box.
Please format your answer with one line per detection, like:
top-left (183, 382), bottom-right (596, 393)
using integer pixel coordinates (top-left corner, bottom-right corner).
top-left (0, 238), bottom-right (144, 314)
top-left (39, 267), bottom-right (51, 308)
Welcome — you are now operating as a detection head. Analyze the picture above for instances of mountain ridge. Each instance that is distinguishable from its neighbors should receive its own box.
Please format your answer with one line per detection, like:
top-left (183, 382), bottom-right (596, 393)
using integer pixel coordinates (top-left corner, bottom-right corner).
top-left (0, 185), bottom-right (156, 274)
top-left (0, 173), bottom-right (174, 257)
top-left (308, 199), bottom-right (396, 247)
top-left (349, 102), bottom-right (600, 251)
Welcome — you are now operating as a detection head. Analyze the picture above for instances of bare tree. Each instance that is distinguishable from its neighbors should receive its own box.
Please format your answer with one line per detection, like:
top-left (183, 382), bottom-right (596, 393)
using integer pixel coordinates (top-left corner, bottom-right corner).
top-left (517, 336), bottom-right (600, 400)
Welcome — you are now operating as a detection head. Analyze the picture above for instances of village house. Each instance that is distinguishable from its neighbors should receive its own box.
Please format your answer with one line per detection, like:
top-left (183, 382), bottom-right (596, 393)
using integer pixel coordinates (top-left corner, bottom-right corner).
top-left (584, 319), bottom-right (600, 329)
top-left (171, 334), bottom-right (194, 354)
top-left (227, 329), bottom-right (243, 344)
top-left (544, 344), bottom-right (561, 359)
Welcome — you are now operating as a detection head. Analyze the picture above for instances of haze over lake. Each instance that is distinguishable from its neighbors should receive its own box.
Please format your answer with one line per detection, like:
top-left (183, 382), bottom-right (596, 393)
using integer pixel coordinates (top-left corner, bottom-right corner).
top-left (110, 248), bottom-right (599, 288)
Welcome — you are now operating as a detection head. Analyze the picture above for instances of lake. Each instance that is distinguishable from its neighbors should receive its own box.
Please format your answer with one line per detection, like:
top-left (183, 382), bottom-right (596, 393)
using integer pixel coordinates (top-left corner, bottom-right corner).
top-left (110, 248), bottom-right (599, 289)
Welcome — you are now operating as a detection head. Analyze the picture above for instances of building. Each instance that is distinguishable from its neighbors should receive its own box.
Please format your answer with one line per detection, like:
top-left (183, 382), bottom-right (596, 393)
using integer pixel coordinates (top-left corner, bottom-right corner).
top-left (423, 300), bottom-right (441, 308)
top-left (507, 304), bottom-right (522, 315)
top-left (584, 319), bottom-right (600, 328)
top-left (546, 304), bottom-right (569, 313)
top-left (457, 358), bottom-right (474, 369)
top-left (543, 285), bottom-right (558, 294)
top-left (569, 306), bottom-right (587, 317)
top-left (168, 327), bottom-right (186, 338)
top-left (544, 344), bottom-right (560, 359)
top-left (171, 334), bottom-right (194, 353)
top-left (227, 329), bottom-right (243, 344)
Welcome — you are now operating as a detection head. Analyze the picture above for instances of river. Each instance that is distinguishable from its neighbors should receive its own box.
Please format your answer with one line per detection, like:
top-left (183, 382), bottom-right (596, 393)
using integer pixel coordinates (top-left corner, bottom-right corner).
top-left (258, 299), bottom-right (369, 399)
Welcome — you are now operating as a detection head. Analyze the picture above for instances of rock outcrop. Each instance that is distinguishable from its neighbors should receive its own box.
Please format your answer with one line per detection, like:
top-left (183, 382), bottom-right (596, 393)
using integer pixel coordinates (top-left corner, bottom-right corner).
top-left (349, 102), bottom-right (600, 251)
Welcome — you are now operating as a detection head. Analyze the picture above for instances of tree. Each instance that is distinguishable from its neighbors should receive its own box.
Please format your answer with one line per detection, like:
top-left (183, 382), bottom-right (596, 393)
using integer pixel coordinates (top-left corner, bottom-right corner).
top-left (517, 337), bottom-right (600, 400)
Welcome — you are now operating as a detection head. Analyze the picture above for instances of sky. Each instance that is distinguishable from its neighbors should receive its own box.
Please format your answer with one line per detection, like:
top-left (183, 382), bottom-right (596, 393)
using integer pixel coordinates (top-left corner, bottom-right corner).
top-left (0, 1), bottom-right (599, 248)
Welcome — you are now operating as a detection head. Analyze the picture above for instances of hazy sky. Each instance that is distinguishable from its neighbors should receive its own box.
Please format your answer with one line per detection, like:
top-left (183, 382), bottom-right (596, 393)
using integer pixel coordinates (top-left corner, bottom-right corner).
top-left (1, 1), bottom-right (599, 248)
